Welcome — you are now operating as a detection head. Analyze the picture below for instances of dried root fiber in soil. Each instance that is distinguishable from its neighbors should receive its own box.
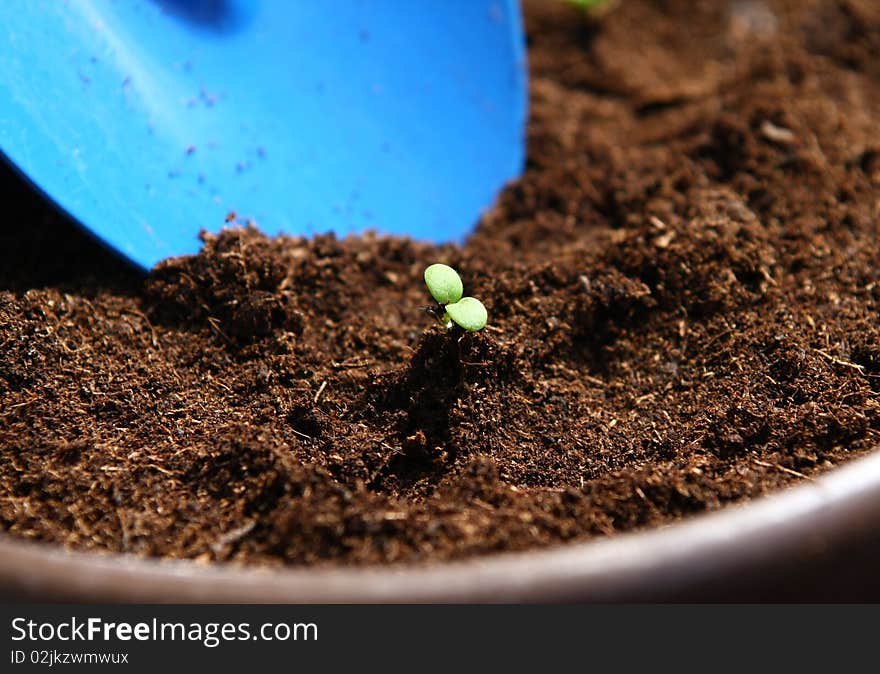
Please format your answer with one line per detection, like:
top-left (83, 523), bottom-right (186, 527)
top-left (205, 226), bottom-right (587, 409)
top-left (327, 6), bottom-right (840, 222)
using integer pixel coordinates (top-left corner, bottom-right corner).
top-left (2, 0), bottom-right (880, 566)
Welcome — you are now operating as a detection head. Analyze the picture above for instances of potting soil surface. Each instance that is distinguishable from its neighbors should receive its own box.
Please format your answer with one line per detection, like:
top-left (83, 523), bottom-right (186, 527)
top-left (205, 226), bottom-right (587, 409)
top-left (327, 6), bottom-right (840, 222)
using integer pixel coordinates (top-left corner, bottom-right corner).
top-left (2, 0), bottom-right (880, 566)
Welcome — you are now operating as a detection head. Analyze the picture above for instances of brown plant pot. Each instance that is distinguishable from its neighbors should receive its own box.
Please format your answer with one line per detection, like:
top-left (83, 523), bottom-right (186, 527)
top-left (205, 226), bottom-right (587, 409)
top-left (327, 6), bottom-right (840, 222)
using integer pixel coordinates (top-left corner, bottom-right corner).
top-left (2, 450), bottom-right (878, 603)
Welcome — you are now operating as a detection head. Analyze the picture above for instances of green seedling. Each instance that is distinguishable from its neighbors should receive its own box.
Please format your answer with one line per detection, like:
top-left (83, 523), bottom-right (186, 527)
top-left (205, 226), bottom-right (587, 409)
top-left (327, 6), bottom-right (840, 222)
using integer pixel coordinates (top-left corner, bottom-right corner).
top-left (567, 0), bottom-right (616, 14)
top-left (444, 297), bottom-right (488, 332)
top-left (423, 264), bottom-right (487, 332)
top-left (424, 263), bottom-right (463, 305)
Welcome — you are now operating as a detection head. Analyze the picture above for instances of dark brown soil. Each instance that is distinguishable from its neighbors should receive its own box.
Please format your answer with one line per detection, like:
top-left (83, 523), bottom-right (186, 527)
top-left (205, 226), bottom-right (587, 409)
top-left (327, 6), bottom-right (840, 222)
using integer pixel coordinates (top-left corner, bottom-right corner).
top-left (2, 0), bottom-right (880, 567)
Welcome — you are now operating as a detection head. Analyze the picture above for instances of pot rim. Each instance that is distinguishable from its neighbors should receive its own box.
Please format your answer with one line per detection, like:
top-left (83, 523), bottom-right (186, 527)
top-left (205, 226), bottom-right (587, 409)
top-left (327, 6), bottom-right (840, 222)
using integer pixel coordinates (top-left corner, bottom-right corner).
top-left (2, 449), bottom-right (879, 602)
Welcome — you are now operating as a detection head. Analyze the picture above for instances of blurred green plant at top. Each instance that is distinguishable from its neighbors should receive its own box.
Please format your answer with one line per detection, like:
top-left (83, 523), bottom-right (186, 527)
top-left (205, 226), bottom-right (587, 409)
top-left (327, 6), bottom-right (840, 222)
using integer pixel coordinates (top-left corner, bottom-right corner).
top-left (567, 0), bottom-right (618, 13)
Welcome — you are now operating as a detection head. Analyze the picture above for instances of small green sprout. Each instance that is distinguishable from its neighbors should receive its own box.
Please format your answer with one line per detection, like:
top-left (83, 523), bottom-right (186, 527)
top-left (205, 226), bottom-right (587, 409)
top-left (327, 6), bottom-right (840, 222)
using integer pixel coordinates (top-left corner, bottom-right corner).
top-left (567, 0), bottom-right (611, 7)
top-left (444, 297), bottom-right (488, 332)
top-left (424, 263), bottom-right (463, 305)
top-left (423, 264), bottom-right (487, 332)
top-left (566, 0), bottom-right (617, 15)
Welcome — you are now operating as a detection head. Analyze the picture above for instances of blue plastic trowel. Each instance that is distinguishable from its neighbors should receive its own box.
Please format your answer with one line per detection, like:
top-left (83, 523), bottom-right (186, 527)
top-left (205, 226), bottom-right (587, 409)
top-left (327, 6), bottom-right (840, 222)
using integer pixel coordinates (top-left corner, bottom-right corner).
top-left (0, 1), bottom-right (527, 269)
